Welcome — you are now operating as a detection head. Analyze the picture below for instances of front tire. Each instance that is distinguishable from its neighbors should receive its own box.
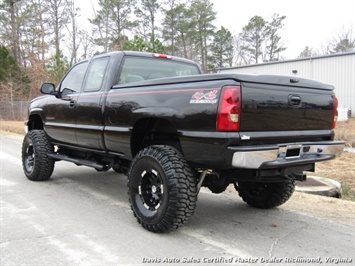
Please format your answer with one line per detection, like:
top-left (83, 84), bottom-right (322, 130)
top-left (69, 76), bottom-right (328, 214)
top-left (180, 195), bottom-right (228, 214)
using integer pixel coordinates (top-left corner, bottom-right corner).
top-left (22, 130), bottom-right (54, 181)
top-left (128, 145), bottom-right (197, 232)
top-left (236, 180), bottom-right (295, 209)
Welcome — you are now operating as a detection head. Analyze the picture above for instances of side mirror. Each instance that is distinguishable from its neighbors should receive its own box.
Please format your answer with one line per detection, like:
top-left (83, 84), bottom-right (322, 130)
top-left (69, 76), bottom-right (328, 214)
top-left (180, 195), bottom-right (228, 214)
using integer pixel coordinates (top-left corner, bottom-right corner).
top-left (40, 83), bottom-right (55, 94)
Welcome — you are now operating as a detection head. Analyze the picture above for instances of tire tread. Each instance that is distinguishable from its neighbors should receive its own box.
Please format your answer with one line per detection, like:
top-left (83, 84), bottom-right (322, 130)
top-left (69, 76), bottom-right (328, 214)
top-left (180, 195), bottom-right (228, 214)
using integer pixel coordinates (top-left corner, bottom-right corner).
top-left (237, 180), bottom-right (295, 209)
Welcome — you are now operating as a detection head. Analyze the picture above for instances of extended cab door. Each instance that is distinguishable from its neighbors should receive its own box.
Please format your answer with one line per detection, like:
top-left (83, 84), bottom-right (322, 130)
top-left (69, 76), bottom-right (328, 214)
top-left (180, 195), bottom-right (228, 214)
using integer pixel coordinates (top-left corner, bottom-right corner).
top-left (74, 56), bottom-right (111, 150)
top-left (43, 60), bottom-right (89, 145)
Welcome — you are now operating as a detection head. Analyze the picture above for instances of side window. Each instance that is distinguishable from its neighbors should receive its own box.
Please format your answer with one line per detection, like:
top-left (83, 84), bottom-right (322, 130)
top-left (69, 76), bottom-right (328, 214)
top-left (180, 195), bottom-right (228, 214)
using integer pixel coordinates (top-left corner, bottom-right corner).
top-left (83, 57), bottom-right (110, 92)
top-left (60, 61), bottom-right (89, 93)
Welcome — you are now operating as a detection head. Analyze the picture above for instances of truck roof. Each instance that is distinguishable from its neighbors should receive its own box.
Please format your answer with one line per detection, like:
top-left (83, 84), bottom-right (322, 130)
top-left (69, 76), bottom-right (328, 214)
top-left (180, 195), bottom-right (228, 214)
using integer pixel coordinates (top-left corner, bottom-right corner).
top-left (90, 50), bottom-right (199, 66)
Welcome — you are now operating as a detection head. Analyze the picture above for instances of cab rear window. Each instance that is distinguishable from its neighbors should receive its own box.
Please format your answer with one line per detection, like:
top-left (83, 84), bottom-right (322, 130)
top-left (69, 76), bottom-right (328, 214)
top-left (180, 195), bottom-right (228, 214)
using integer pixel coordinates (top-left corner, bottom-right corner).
top-left (119, 56), bottom-right (200, 84)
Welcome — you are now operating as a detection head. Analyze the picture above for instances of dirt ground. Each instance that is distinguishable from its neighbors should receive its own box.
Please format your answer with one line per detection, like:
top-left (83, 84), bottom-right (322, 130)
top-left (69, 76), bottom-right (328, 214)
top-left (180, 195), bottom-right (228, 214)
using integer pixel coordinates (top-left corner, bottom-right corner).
top-left (1, 119), bottom-right (355, 201)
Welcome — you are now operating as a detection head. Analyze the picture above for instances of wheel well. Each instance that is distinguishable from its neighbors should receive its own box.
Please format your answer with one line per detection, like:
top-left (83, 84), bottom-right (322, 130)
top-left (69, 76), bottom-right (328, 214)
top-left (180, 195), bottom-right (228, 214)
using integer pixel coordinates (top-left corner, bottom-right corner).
top-left (131, 118), bottom-right (182, 157)
top-left (27, 115), bottom-right (43, 131)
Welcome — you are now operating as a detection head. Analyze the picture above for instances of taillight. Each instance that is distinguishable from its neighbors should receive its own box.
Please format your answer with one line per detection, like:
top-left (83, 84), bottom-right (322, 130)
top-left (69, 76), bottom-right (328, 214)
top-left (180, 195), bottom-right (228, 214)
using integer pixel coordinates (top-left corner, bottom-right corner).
top-left (217, 86), bottom-right (241, 131)
top-left (332, 95), bottom-right (338, 129)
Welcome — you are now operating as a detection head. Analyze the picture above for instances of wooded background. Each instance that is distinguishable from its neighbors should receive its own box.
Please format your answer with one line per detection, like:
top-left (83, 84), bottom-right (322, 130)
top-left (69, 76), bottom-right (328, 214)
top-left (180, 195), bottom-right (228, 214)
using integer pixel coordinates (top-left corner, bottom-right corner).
top-left (0, 0), bottom-right (354, 120)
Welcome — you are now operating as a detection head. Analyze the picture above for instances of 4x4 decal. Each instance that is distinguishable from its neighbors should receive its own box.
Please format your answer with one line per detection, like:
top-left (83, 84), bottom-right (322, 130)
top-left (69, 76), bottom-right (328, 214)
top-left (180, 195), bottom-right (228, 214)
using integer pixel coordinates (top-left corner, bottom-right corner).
top-left (190, 90), bottom-right (218, 104)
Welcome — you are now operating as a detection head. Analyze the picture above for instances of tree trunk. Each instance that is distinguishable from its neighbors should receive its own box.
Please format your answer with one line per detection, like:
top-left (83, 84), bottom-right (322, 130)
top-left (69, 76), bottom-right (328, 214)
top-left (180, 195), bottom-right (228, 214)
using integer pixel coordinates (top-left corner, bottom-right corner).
top-left (9, 0), bottom-right (19, 64)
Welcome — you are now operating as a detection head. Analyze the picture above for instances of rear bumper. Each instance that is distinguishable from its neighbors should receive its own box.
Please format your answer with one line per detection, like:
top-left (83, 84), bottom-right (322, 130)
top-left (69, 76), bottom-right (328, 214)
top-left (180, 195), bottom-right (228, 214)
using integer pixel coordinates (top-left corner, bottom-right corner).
top-left (229, 141), bottom-right (345, 169)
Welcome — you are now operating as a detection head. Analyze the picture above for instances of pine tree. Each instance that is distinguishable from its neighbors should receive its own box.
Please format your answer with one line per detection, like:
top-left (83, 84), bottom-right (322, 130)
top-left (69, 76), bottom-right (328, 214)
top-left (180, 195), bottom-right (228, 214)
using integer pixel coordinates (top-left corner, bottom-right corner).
top-left (209, 26), bottom-right (234, 71)
top-left (190, 0), bottom-right (216, 73)
top-left (239, 15), bottom-right (266, 64)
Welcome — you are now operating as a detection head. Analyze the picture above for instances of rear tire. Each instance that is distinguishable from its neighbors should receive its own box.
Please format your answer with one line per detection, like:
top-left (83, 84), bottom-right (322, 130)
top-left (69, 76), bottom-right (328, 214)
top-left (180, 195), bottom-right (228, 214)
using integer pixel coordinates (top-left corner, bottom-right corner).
top-left (128, 145), bottom-right (197, 232)
top-left (236, 180), bottom-right (295, 209)
top-left (22, 130), bottom-right (54, 181)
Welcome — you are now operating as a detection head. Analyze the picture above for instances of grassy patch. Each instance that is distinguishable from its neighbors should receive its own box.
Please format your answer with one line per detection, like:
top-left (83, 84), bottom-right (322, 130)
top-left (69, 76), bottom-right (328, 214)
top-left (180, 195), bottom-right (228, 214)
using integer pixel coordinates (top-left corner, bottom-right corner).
top-left (0, 120), bottom-right (25, 135)
top-left (341, 183), bottom-right (354, 201)
top-left (335, 118), bottom-right (355, 147)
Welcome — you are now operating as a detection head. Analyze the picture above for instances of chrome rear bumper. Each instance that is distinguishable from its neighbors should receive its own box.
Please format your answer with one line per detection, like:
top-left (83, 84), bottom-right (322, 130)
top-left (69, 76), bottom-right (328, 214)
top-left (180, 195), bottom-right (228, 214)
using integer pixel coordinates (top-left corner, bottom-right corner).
top-left (230, 141), bottom-right (345, 169)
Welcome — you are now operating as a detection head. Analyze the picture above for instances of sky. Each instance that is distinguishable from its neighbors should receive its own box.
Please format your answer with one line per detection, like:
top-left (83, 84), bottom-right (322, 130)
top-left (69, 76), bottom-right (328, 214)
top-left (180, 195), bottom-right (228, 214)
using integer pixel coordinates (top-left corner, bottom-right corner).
top-left (210, 0), bottom-right (355, 59)
top-left (78, 0), bottom-right (355, 60)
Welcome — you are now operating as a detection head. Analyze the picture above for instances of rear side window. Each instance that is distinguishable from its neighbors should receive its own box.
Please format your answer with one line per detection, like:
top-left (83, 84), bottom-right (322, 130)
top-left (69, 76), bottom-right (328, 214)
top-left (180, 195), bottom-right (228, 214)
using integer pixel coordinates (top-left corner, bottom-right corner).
top-left (119, 56), bottom-right (200, 84)
top-left (84, 57), bottom-right (110, 92)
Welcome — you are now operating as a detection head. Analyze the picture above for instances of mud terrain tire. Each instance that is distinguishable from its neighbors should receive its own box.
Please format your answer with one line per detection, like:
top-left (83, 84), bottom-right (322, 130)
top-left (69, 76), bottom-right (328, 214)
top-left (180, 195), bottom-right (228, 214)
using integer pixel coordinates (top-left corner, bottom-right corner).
top-left (128, 145), bottom-right (197, 232)
top-left (236, 180), bottom-right (295, 209)
top-left (22, 130), bottom-right (54, 181)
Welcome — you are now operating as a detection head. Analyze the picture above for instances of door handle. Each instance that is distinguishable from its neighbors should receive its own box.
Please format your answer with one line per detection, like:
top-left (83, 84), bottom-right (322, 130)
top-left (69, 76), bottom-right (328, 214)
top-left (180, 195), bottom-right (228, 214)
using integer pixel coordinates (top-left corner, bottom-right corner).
top-left (69, 100), bottom-right (76, 108)
top-left (288, 95), bottom-right (302, 106)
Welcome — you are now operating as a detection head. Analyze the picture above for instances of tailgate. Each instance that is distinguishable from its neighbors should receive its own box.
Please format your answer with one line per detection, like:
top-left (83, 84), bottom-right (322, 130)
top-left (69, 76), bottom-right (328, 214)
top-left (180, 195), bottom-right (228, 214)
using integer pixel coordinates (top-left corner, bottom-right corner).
top-left (240, 81), bottom-right (335, 131)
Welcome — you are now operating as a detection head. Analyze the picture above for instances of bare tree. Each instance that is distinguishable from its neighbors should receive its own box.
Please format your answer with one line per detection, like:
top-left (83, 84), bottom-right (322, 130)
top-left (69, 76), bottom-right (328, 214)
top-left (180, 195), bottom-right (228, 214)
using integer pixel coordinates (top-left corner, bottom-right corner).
top-left (65, 0), bottom-right (80, 65)
top-left (264, 13), bottom-right (286, 62)
top-left (80, 30), bottom-right (94, 59)
top-left (21, 0), bottom-right (50, 66)
top-left (47, 0), bottom-right (70, 56)
top-left (325, 26), bottom-right (355, 54)
top-left (298, 46), bottom-right (319, 58)
top-left (233, 35), bottom-right (252, 66)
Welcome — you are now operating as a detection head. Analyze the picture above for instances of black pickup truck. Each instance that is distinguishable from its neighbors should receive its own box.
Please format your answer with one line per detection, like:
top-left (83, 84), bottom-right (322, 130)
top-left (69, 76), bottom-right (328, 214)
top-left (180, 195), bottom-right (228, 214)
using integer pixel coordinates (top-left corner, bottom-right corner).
top-left (22, 51), bottom-right (344, 232)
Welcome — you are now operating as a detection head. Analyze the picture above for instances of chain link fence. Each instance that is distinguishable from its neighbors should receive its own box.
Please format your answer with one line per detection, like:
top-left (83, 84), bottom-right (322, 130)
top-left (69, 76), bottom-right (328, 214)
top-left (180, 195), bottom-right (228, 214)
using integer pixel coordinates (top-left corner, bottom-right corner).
top-left (0, 101), bottom-right (29, 121)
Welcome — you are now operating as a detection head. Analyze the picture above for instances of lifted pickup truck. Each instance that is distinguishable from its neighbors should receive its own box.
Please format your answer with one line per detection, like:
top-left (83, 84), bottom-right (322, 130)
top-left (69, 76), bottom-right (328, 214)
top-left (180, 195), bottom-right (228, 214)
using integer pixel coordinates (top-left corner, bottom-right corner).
top-left (22, 51), bottom-right (344, 232)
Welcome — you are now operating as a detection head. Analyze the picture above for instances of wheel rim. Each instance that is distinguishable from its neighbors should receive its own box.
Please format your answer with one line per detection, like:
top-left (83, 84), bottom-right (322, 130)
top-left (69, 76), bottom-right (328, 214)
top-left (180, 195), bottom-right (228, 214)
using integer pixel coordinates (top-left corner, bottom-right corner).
top-left (24, 142), bottom-right (35, 173)
top-left (138, 169), bottom-right (163, 211)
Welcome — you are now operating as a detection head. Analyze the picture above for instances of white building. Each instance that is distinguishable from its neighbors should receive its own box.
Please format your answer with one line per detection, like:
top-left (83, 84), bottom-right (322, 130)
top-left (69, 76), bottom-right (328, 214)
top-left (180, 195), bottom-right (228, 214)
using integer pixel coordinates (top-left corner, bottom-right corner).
top-left (219, 51), bottom-right (355, 118)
